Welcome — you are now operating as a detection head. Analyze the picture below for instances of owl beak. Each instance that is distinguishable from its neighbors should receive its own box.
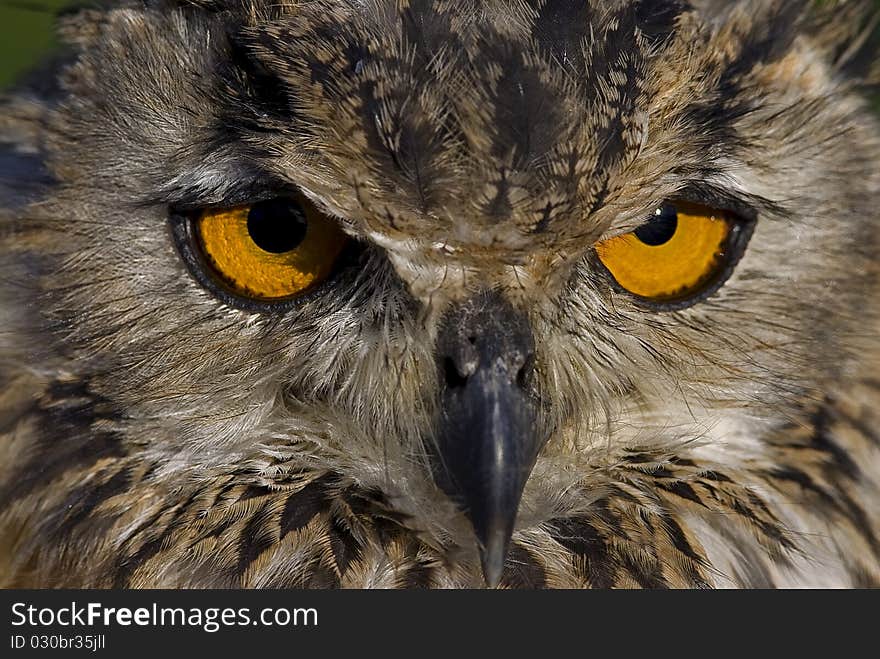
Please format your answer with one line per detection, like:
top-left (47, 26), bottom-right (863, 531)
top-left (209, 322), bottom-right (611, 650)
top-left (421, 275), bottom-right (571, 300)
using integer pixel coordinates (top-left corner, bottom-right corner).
top-left (433, 291), bottom-right (542, 588)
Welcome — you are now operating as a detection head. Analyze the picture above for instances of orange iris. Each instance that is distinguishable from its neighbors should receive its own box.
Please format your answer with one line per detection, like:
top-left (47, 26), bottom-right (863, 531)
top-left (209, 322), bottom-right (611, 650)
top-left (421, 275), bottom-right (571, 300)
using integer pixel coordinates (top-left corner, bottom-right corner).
top-left (196, 194), bottom-right (349, 301)
top-left (596, 201), bottom-right (734, 302)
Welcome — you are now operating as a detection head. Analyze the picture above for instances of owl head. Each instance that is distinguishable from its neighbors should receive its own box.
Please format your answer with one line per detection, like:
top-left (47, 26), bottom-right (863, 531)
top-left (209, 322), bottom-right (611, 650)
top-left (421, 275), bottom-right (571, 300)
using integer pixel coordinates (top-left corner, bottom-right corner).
top-left (1, 0), bottom-right (879, 588)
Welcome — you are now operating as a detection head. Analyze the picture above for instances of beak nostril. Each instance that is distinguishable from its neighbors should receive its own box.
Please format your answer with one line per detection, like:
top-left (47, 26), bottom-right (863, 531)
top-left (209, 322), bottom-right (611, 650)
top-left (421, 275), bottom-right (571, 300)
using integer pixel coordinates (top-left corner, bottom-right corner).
top-left (444, 356), bottom-right (469, 389)
top-left (433, 291), bottom-right (541, 586)
top-left (516, 353), bottom-right (535, 390)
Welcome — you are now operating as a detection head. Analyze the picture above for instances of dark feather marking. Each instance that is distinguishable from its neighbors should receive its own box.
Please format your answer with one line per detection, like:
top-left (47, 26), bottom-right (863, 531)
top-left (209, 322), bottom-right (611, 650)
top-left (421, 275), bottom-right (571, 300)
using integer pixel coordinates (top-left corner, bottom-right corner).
top-left (2, 381), bottom-right (126, 504)
top-left (237, 509), bottom-right (276, 577)
top-left (764, 466), bottom-right (856, 534)
top-left (662, 516), bottom-right (702, 563)
top-left (622, 451), bottom-right (657, 464)
top-left (530, 0), bottom-right (593, 70)
top-left (275, 559), bottom-right (341, 588)
top-left (833, 490), bottom-right (879, 554)
top-left (342, 486), bottom-right (412, 527)
top-left (656, 480), bottom-right (706, 507)
top-left (502, 543), bottom-right (548, 589)
top-left (591, 55), bottom-right (640, 199)
top-left (487, 52), bottom-right (562, 169)
top-left (327, 513), bottom-right (361, 576)
top-left (849, 566), bottom-right (880, 589)
top-left (617, 550), bottom-right (668, 589)
top-left (577, 5), bottom-right (645, 211)
top-left (812, 408), bottom-right (878, 551)
top-left (683, 0), bottom-right (803, 152)
top-left (200, 512), bottom-right (238, 542)
top-left (53, 468), bottom-right (131, 537)
top-left (712, 521), bottom-right (777, 588)
top-left (668, 456), bottom-right (698, 468)
top-left (293, 21), bottom-right (352, 91)
top-left (633, 0), bottom-right (687, 45)
top-left (766, 466), bottom-right (828, 497)
top-left (548, 516), bottom-right (617, 588)
top-left (279, 476), bottom-right (333, 538)
top-left (736, 492), bottom-right (797, 557)
top-left (239, 485), bottom-right (272, 501)
top-left (275, 7), bottom-right (451, 209)
top-left (114, 488), bottom-right (205, 586)
top-left (484, 168), bottom-right (514, 220)
top-left (719, 0), bottom-right (803, 85)
top-left (302, 563), bottom-right (341, 588)
top-left (225, 33), bottom-right (298, 129)
top-left (761, 403), bottom-right (879, 554)
top-left (831, 404), bottom-right (880, 448)
top-left (702, 469), bottom-right (734, 483)
top-left (581, 2), bottom-right (639, 94)
top-left (402, 557), bottom-right (435, 589)
top-left (661, 517), bottom-right (712, 588)
top-left (812, 407), bottom-right (861, 480)
top-left (529, 201), bottom-right (555, 234)
top-left (114, 537), bottom-right (165, 588)
top-left (400, 0), bottom-right (454, 63)
top-left (648, 466), bottom-right (675, 479)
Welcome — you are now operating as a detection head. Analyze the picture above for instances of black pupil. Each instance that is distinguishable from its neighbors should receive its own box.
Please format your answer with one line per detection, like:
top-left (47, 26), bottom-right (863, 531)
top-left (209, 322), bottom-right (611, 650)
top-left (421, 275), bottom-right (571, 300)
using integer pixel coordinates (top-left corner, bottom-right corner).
top-left (247, 199), bottom-right (308, 253)
top-left (635, 204), bottom-right (678, 246)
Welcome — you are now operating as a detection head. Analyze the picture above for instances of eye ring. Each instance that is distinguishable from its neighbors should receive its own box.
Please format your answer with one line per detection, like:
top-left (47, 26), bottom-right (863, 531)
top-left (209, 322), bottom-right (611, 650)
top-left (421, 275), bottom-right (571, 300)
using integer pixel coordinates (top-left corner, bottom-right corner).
top-left (595, 200), bottom-right (756, 311)
top-left (170, 195), bottom-right (359, 313)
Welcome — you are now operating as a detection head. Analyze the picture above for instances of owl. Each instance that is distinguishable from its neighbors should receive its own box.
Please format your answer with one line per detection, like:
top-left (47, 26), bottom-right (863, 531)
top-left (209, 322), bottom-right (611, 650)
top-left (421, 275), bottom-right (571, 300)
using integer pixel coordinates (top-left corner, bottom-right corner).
top-left (0, 0), bottom-right (879, 589)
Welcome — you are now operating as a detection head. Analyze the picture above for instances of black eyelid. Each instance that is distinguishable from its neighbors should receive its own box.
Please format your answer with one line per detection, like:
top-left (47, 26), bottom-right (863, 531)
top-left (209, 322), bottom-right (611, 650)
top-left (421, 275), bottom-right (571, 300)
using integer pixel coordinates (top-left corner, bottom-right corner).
top-left (672, 183), bottom-right (761, 224)
top-left (627, 187), bottom-right (758, 239)
top-left (169, 188), bottom-right (283, 216)
top-left (165, 167), bottom-right (302, 215)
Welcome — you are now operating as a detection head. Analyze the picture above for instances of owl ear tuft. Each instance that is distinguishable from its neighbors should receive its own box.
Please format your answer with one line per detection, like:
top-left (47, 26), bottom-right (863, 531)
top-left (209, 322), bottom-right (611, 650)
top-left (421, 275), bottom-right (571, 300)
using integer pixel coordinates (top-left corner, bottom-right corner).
top-left (806, 0), bottom-right (880, 92)
top-left (689, 0), bottom-right (878, 99)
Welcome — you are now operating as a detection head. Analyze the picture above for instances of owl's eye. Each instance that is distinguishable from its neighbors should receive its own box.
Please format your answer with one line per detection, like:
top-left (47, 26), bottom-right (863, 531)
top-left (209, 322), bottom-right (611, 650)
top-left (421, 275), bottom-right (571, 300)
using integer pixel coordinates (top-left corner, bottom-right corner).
top-left (595, 200), bottom-right (751, 305)
top-left (192, 195), bottom-right (349, 302)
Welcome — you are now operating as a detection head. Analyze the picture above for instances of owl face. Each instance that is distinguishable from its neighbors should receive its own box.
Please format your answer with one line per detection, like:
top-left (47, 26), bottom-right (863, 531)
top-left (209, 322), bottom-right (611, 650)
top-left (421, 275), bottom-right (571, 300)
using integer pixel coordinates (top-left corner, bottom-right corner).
top-left (2, 0), bottom-right (879, 587)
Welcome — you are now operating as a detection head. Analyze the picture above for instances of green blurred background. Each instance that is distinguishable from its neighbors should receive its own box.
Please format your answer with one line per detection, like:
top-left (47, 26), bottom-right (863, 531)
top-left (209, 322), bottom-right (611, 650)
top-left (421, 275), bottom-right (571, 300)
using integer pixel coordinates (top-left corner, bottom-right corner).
top-left (0, 0), bottom-right (878, 104)
top-left (0, 0), bottom-right (73, 88)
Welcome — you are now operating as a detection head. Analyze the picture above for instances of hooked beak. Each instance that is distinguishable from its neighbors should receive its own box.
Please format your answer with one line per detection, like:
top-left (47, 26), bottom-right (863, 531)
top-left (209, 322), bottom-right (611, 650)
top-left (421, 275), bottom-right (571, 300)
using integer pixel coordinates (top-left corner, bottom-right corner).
top-left (432, 291), bottom-right (543, 588)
